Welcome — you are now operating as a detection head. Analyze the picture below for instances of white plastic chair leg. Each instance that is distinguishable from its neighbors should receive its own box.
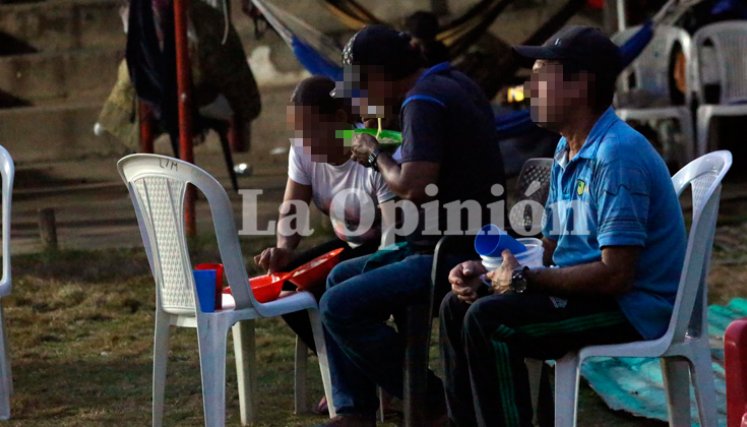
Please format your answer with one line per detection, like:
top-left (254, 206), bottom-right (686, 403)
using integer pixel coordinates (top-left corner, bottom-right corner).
top-left (661, 357), bottom-right (692, 427)
top-left (309, 308), bottom-right (336, 418)
top-left (198, 318), bottom-right (229, 427)
top-left (690, 346), bottom-right (719, 427)
top-left (294, 336), bottom-right (308, 414)
top-left (232, 320), bottom-right (256, 426)
top-left (696, 107), bottom-right (713, 157)
top-left (152, 311), bottom-right (171, 427)
top-left (554, 352), bottom-right (581, 427)
top-left (676, 114), bottom-right (695, 166)
top-left (0, 306), bottom-right (11, 420)
top-left (525, 358), bottom-right (543, 426)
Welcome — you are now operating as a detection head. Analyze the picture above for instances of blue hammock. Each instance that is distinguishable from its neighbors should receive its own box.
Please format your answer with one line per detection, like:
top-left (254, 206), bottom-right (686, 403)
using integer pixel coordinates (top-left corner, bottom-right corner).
top-left (292, 36), bottom-right (344, 82)
top-left (258, 0), bottom-right (654, 138)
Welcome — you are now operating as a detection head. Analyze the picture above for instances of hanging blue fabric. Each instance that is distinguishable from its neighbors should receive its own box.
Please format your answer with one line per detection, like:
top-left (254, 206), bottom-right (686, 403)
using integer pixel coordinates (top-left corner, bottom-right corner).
top-left (290, 36), bottom-right (344, 81)
top-left (619, 20), bottom-right (654, 68)
top-left (711, 0), bottom-right (747, 17)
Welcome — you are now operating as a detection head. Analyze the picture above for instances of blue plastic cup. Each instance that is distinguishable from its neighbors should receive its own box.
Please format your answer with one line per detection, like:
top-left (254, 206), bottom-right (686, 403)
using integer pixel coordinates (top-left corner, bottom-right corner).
top-left (474, 224), bottom-right (527, 257)
top-left (193, 269), bottom-right (217, 313)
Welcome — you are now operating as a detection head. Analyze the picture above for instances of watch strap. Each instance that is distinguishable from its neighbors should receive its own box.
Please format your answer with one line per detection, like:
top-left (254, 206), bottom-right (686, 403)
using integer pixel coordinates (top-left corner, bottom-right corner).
top-left (368, 148), bottom-right (381, 171)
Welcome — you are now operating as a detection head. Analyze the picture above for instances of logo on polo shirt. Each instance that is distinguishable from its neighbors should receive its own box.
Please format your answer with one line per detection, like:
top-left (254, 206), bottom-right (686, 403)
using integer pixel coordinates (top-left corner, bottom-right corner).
top-left (576, 179), bottom-right (587, 196)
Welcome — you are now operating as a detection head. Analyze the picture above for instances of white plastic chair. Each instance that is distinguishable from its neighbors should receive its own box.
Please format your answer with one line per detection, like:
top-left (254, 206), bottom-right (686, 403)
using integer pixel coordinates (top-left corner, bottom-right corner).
top-left (117, 154), bottom-right (335, 426)
top-left (553, 150), bottom-right (733, 427)
top-left (691, 21), bottom-right (747, 156)
top-left (0, 146), bottom-right (13, 420)
top-left (613, 25), bottom-right (695, 165)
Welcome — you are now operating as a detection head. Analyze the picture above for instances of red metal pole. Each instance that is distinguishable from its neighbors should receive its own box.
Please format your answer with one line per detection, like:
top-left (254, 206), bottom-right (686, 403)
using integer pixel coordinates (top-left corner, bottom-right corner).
top-left (138, 101), bottom-right (155, 153)
top-left (173, 0), bottom-right (196, 236)
top-left (227, 117), bottom-right (239, 152)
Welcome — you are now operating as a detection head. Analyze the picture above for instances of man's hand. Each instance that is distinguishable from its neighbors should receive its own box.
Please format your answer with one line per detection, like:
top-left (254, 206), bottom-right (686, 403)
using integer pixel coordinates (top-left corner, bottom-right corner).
top-left (350, 133), bottom-right (379, 166)
top-left (449, 261), bottom-right (487, 304)
top-left (486, 250), bottom-right (520, 294)
top-left (254, 247), bottom-right (293, 273)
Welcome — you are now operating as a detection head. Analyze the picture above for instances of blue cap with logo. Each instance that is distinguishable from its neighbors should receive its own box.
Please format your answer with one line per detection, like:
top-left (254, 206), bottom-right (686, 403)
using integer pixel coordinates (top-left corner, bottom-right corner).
top-left (513, 26), bottom-right (623, 76)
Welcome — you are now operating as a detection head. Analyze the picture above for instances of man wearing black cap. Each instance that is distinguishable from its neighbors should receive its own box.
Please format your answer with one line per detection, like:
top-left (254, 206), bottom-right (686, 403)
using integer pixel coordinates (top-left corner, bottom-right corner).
top-left (318, 25), bottom-right (505, 426)
top-left (439, 26), bottom-right (687, 426)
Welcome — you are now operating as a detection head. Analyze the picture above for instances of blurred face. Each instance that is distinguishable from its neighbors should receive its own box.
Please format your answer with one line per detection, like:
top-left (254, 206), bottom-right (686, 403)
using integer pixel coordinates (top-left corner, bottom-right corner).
top-left (350, 65), bottom-right (397, 119)
top-left (526, 60), bottom-right (591, 129)
top-left (286, 105), bottom-right (346, 162)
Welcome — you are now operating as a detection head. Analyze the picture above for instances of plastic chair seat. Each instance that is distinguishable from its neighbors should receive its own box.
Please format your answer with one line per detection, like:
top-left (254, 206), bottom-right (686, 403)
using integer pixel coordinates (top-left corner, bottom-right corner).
top-left (697, 103), bottom-right (747, 155)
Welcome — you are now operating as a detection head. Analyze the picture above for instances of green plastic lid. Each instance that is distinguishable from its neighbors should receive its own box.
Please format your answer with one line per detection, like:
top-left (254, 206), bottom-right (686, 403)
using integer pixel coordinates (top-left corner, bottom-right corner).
top-left (337, 128), bottom-right (402, 147)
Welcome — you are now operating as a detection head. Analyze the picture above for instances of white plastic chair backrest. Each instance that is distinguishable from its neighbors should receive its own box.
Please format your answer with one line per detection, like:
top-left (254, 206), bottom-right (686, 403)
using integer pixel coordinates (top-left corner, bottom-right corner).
top-left (117, 154), bottom-right (260, 316)
top-left (664, 150), bottom-right (731, 344)
top-left (515, 158), bottom-right (553, 205)
top-left (692, 21), bottom-right (747, 105)
top-left (612, 25), bottom-right (692, 102)
top-left (0, 146), bottom-right (13, 297)
top-left (511, 158), bottom-right (553, 233)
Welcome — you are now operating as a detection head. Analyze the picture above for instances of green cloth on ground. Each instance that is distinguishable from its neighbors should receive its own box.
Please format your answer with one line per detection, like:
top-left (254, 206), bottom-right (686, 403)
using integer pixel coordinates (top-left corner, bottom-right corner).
top-left (580, 298), bottom-right (747, 426)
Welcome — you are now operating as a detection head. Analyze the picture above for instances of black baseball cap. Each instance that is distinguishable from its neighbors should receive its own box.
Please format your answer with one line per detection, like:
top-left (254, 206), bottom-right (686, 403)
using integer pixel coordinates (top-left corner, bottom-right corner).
top-left (341, 25), bottom-right (423, 79)
top-left (513, 26), bottom-right (623, 76)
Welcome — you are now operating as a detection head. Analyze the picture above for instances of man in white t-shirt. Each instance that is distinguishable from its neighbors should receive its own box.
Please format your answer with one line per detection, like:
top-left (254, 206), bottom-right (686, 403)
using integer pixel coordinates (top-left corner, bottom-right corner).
top-left (288, 139), bottom-right (394, 247)
top-left (254, 79), bottom-right (395, 415)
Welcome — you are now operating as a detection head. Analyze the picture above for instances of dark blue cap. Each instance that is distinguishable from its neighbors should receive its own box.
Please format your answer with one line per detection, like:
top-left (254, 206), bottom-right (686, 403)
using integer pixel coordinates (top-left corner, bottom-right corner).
top-left (341, 25), bottom-right (423, 79)
top-left (513, 26), bottom-right (623, 76)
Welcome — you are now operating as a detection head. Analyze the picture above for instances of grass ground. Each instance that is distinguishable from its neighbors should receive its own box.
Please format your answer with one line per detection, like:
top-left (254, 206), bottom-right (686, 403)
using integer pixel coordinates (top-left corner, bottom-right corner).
top-left (3, 193), bottom-right (746, 426)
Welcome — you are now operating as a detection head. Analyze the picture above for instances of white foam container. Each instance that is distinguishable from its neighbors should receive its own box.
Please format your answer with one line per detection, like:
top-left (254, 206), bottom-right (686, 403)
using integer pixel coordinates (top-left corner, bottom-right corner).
top-left (481, 237), bottom-right (544, 270)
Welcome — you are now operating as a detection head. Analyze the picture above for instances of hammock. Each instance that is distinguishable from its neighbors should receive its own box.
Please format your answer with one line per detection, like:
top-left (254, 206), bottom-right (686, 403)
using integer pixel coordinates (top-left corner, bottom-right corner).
top-left (320, 0), bottom-right (508, 33)
top-left (251, 0), bottom-right (656, 138)
top-left (321, 0), bottom-right (381, 28)
top-left (251, 0), bottom-right (343, 80)
top-left (319, 0), bottom-right (517, 57)
top-left (440, 0), bottom-right (515, 57)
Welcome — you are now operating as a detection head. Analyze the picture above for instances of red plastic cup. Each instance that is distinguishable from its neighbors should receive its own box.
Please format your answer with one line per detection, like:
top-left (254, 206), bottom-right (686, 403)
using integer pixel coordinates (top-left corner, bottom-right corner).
top-left (195, 263), bottom-right (224, 310)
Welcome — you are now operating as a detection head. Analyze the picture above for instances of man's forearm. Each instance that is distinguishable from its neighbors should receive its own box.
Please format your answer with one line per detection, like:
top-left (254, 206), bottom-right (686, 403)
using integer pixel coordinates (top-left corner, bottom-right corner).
top-left (376, 153), bottom-right (406, 196)
top-left (276, 233), bottom-right (301, 251)
top-left (375, 153), bottom-right (436, 204)
top-left (275, 209), bottom-right (302, 251)
top-left (526, 261), bottom-right (632, 297)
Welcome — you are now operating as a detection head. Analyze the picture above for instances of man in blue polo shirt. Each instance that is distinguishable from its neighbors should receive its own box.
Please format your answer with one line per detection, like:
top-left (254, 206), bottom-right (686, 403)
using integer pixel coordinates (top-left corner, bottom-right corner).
top-left (439, 26), bottom-right (687, 427)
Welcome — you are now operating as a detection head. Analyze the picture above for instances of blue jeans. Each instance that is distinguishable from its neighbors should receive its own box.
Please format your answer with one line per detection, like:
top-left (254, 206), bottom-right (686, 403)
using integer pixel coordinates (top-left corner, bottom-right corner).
top-left (319, 253), bottom-right (437, 417)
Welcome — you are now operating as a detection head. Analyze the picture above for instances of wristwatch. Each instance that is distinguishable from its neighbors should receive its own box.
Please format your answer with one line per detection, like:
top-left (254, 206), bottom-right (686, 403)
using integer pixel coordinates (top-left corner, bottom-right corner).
top-left (367, 147), bottom-right (381, 172)
top-left (510, 266), bottom-right (530, 294)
